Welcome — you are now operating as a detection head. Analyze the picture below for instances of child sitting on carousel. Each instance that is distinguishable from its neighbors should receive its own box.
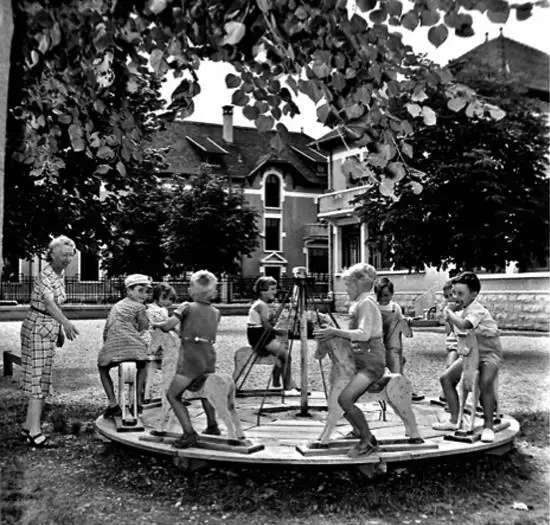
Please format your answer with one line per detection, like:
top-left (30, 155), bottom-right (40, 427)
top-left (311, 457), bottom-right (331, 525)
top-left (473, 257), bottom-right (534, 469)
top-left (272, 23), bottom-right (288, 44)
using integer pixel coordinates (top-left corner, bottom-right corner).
top-left (246, 276), bottom-right (299, 391)
top-left (98, 274), bottom-right (152, 418)
top-left (433, 271), bottom-right (502, 443)
top-left (152, 270), bottom-right (222, 449)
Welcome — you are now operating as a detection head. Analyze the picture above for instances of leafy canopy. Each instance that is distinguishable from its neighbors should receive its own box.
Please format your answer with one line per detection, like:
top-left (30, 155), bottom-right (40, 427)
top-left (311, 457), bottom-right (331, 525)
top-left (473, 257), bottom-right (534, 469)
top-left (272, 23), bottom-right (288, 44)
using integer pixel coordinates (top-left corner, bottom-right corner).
top-left (356, 60), bottom-right (550, 272)
top-left (13, 0), bottom-right (544, 204)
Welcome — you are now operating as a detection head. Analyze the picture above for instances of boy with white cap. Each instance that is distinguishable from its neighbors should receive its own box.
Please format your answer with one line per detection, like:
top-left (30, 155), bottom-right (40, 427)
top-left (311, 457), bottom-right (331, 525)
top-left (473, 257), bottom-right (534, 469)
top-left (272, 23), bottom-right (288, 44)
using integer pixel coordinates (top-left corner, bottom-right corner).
top-left (98, 273), bottom-right (152, 418)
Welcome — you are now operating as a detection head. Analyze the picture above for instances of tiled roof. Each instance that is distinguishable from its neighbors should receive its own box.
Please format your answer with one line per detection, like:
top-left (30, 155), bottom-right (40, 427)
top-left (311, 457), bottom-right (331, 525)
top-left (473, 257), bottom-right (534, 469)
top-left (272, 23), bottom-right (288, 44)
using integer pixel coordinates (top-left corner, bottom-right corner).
top-left (450, 35), bottom-right (549, 96)
top-left (149, 120), bottom-right (328, 187)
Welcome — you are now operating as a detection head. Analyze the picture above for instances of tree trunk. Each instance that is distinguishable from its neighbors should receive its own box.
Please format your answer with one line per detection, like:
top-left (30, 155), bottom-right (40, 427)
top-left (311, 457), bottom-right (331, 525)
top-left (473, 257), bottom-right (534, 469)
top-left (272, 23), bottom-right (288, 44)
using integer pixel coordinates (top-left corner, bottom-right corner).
top-left (0, 0), bottom-right (14, 279)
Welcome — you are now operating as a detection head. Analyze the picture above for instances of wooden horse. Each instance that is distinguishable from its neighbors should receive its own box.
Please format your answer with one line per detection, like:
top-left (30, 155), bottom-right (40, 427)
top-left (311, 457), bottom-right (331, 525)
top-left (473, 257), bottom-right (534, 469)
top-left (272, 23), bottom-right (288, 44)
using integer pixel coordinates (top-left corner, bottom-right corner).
top-left (314, 334), bottom-right (423, 445)
top-left (117, 362), bottom-right (143, 431)
top-left (455, 330), bottom-right (480, 433)
top-left (153, 329), bottom-right (246, 441)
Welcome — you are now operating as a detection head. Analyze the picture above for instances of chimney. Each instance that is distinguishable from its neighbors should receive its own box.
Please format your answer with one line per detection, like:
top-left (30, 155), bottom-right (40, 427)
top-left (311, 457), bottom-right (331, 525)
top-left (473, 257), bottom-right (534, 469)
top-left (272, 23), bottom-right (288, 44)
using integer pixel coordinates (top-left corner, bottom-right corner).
top-left (222, 105), bottom-right (233, 143)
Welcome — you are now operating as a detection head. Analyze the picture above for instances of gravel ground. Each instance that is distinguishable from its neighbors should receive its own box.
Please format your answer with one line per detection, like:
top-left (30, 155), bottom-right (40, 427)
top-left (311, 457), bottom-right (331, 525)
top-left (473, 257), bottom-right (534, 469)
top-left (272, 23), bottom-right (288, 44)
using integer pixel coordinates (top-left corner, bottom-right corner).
top-left (0, 316), bottom-right (548, 414)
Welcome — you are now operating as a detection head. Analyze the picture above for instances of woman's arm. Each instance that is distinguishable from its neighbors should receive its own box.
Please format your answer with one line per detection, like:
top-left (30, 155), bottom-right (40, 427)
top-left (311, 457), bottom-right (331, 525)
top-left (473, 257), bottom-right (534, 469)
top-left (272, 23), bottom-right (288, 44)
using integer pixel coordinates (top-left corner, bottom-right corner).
top-left (43, 295), bottom-right (80, 340)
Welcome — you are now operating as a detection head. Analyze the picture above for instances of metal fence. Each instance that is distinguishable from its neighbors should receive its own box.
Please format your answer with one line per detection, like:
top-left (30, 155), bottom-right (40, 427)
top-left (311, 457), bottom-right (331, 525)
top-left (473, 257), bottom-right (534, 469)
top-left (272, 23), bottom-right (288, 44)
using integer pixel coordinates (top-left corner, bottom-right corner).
top-left (0, 274), bottom-right (330, 305)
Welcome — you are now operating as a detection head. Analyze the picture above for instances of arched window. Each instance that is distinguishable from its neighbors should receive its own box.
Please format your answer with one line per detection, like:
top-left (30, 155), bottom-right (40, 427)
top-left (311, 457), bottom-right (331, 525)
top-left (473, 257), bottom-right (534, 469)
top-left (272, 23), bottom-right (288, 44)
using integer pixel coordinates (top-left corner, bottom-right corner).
top-left (264, 174), bottom-right (280, 208)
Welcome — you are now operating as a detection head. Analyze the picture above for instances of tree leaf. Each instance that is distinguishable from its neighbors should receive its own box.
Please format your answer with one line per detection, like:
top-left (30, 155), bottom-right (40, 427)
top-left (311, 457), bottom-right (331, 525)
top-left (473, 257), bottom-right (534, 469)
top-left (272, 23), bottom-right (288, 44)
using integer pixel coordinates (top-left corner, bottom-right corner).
top-left (387, 0), bottom-right (403, 17)
top-left (421, 106), bottom-right (437, 126)
top-left (387, 161), bottom-right (406, 181)
top-left (487, 6), bottom-right (510, 23)
top-left (255, 115), bottom-right (274, 132)
top-left (243, 104), bottom-right (260, 120)
top-left (116, 161), bottom-right (127, 177)
top-left (223, 21), bottom-right (246, 46)
top-left (447, 97), bottom-right (467, 112)
top-left (231, 89), bottom-right (249, 106)
top-left (401, 10), bottom-right (419, 31)
top-left (428, 24), bottom-right (448, 47)
top-left (356, 0), bottom-right (377, 12)
top-left (408, 181), bottom-right (423, 194)
top-left (406, 103), bottom-right (422, 117)
top-left (515, 4), bottom-right (532, 20)
top-left (225, 73), bottom-right (241, 88)
top-left (257, 0), bottom-right (271, 12)
top-left (68, 123), bottom-right (85, 152)
top-left (401, 142), bottom-right (413, 158)
top-left (148, 0), bottom-right (168, 14)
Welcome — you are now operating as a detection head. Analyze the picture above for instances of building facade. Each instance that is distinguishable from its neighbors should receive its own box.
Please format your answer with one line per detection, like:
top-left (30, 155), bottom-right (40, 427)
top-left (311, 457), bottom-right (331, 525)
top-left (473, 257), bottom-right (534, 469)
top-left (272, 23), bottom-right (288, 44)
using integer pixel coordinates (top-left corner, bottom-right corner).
top-left (152, 105), bottom-right (329, 280)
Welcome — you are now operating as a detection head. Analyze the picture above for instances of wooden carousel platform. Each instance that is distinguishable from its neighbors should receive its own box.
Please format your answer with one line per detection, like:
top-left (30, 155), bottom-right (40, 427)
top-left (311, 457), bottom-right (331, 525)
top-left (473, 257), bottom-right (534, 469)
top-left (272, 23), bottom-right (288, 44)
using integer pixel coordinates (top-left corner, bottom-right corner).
top-left (94, 392), bottom-right (519, 475)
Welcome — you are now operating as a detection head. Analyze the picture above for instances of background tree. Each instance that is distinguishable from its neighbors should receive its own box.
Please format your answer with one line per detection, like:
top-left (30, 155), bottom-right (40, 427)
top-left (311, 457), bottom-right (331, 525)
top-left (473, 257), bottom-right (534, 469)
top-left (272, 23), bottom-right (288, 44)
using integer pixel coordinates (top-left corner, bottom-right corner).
top-left (161, 169), bottom-right (259, 276)
top-left (99, 148), bottom-right (172, 279)
top-left (357, 60), bottom-right (550, 272)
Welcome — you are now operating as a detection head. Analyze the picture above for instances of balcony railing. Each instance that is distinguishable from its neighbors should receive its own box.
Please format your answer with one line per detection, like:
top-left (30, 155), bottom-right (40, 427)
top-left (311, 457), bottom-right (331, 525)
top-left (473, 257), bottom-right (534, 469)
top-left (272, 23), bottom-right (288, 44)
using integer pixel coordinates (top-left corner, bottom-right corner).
top-left (318, 185), bottom-right (370, 218)
top-left (303, 223), bottom-right (328, 240)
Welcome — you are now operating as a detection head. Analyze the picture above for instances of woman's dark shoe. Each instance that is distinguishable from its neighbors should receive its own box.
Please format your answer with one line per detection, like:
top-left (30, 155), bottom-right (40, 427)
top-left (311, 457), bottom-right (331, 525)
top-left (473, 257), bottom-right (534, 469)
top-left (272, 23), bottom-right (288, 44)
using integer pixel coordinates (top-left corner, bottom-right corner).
top-left (103, 405), bottom-right (122, 419)
top-left (347, 436), bottom-right (379, 458)
top-left (26, 433), bottom-right (49, 448)
top-left (412, 392), bottom-right (425, 402)
top-left (202, 425), bottom-right (221, 436)
top-left (173, 432), bottom-right (198, 449)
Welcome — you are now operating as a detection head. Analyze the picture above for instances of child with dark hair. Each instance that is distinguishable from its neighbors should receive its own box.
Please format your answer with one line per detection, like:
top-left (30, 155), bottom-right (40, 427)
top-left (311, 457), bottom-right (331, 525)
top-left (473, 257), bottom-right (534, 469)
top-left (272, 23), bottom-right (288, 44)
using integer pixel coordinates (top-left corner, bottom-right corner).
top-left (374, 277), bottom-right (423, 402)
top-left (246, 276), bottom-right (298, 391)
top-left (433, 271), bottom-right (502, 443)
top-left (142, 283), bottom-right (178, 403)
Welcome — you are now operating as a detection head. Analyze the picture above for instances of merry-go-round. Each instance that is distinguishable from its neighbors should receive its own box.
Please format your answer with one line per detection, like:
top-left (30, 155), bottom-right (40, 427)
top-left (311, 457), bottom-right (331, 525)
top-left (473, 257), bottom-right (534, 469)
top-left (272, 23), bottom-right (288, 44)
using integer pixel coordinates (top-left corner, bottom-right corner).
top-left (95, 272), bottom-right (519, 478)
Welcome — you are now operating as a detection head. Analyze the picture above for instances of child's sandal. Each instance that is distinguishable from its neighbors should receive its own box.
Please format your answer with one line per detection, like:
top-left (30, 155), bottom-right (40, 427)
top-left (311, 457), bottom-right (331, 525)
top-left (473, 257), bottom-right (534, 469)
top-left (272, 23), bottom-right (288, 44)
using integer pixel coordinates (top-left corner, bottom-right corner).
top-left (26, 433), bottom-right (49, 448)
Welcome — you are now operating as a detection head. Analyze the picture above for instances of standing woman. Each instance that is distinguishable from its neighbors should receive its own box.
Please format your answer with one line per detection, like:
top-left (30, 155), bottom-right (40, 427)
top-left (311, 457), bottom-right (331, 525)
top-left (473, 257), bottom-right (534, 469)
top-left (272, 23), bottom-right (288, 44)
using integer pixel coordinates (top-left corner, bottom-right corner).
top-left (20, 235), bottom-right (80, 446)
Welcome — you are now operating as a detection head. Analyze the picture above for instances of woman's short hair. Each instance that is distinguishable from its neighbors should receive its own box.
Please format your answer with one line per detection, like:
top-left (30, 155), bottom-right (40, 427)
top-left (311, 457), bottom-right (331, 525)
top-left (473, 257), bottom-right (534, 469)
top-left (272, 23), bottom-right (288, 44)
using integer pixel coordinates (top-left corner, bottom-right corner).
top-left (152, 283), bottom-right (177, 303)
top-left (46, 235), bottom-right (76, 262)
top-left (452, 271), bottom-right (481, 293)
top-left (189, 270), bottom-right (218, 301)
top-left (442, 280), bottom-right (454, 292)
top-left (343, 263), bottom-right (377, 288)
top-left (374, 277), bottom-right (394, 299)
top-left (253, 276), bottom-right (277, 297)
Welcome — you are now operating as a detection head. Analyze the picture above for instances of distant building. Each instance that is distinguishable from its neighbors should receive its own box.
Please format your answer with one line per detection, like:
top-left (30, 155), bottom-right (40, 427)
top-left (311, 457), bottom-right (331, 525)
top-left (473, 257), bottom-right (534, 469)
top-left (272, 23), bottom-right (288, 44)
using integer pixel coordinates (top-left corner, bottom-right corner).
top-left (151, 106), bottom-right (329, 280)
top-left (448, 30), bottom-right (549, 112)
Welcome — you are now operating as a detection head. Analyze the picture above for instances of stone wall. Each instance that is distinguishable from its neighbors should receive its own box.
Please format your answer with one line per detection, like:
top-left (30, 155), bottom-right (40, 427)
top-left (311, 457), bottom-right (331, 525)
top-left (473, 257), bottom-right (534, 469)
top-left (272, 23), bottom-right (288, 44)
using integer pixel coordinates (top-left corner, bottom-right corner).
top-left (332, 290), bottom-right (550, 332)
top-left (331, 270), bottom-right (550, 332)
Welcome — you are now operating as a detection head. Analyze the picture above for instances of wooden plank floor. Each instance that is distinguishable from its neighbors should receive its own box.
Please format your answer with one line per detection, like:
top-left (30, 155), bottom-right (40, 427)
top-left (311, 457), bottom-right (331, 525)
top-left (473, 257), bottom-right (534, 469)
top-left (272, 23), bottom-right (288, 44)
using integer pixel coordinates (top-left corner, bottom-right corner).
top-left (95, 393), bottom-right (520, 467)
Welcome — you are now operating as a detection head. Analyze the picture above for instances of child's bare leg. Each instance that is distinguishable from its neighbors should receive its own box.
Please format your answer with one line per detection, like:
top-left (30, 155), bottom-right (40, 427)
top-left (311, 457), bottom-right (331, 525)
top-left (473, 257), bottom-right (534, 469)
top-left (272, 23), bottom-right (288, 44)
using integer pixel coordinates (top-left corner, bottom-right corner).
top-left (98, 365), bottom-right (117, 406)
top-left (441, 350), bottom-right (458, 399)
top-left (166, 374), bottom-right (195, 435)
top-left (267, 339), bottom-right (297, 389)
top-left (338, 372), bottom-right (376, 442)
top-left (439, 359), bottom-right (463, 423)
top-left (479, 361), bottom-right (499, 430)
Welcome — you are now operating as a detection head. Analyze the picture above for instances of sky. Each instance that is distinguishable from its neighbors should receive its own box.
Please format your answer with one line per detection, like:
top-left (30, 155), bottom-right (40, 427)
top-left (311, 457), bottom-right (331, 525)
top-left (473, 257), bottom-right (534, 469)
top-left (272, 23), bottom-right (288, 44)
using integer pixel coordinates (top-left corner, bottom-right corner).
top-left (160, 7), bottom-right (550, 140)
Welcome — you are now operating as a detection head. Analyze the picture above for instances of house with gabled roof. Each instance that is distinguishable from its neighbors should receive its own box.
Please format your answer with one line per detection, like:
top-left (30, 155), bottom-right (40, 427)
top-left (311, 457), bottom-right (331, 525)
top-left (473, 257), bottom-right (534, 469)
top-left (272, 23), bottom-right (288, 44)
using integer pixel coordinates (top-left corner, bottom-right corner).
top-left (448, 30), bottom-right (549, 112)
top-left (152, 105), bottom-right (329, 280)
